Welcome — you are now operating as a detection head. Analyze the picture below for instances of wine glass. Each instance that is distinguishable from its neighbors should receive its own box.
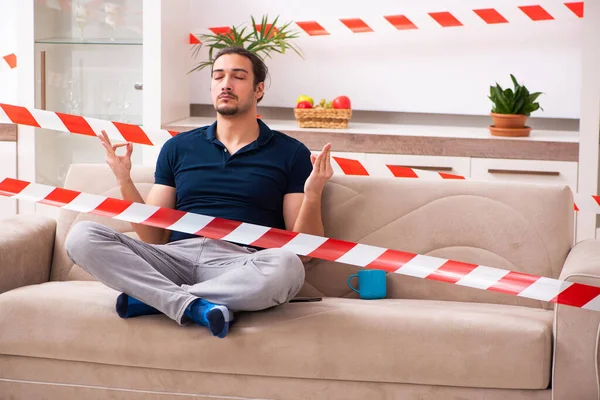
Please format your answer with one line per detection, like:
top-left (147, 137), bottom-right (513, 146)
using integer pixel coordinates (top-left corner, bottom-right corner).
top-left (61, 79), bottom-right (81, 115)
top-left (116, 80), bottom-right (131, 122)
top-left (74, 2), bottom-right (88, 41)
top-left (104, 3), bottom-right (119, 41)
top-left (102, 79), bottom-right (114, 119)
top-left (105, 14), bottom-right (117, 41)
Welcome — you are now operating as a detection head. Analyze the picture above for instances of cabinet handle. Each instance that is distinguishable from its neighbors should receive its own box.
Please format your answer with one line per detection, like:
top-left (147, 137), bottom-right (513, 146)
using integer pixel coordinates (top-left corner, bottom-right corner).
top-left (134, 82), bottom-right (143, 90)
top-left (488, 169), bottom-right (560, 177)
top-left (396, 165), bottom-right (453, 172)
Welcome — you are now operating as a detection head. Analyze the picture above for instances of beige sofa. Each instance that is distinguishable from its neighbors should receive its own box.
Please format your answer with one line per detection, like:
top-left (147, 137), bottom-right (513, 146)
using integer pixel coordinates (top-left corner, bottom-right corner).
top-left (1, 163), bottom-right (600, 400)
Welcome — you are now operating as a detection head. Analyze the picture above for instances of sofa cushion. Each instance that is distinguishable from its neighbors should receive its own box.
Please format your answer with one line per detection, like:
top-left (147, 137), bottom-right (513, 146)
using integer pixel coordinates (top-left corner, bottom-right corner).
top-left (0, 281), bottom-right (553, 389)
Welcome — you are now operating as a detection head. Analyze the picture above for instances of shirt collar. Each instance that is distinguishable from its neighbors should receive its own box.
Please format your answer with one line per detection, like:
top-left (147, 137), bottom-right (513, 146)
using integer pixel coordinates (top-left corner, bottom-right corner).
top-left (205, 119), bottom-right (274, 147)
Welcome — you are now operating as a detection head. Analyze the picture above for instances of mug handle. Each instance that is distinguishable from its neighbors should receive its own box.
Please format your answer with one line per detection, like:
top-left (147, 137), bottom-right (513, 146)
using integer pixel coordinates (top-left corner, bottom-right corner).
top-left (347, 274), bottom-right (360, 294)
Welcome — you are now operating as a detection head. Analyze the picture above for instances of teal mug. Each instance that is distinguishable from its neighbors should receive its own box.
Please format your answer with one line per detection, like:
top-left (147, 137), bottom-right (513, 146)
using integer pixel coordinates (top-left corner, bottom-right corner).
top-left (347, 269), bottom-right (387, 300)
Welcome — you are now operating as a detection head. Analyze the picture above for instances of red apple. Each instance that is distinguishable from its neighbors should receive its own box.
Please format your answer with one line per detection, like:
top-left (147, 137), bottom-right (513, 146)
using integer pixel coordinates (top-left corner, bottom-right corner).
top-left (332, 96), bottom-right (351, 109)
top-left (296, 101), bottom-right (313, 109)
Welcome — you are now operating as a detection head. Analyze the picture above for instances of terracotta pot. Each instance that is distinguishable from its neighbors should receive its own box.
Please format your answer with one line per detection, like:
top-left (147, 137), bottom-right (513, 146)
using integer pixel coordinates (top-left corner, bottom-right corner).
top-left (489, 126), bottom-right (532, 137)
top-left (489, 112), bottom-right (531, 137)
top-left (490, 113), bottom-right (527, 129)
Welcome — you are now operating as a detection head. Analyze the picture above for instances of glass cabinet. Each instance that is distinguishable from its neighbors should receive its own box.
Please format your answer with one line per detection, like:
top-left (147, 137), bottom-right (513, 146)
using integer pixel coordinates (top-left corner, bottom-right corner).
top-left (33, 0), bottom-right (144, 187)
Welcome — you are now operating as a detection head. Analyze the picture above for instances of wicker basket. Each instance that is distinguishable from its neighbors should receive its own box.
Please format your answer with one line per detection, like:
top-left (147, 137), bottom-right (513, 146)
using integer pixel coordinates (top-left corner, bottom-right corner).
top-left (294, 108), bottom-right (352, 129)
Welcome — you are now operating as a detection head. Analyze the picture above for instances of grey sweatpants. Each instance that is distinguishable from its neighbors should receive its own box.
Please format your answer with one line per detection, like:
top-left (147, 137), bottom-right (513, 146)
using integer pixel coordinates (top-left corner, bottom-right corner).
top-left (65, 221), bottom-right (306, 324)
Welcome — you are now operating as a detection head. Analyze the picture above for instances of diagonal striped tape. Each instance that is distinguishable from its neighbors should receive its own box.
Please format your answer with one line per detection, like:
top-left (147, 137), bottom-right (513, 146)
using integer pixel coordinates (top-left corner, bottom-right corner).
top-left (1, 176), bottom-right (599, 312)
top-left (1, 54), bottom-right (17, 69)
top-left (0, 103), bottom-right (596, 213)
top-left (196, 3), bottom-right (585, 38)
top-left (0, 103), bottom-right (177, 146)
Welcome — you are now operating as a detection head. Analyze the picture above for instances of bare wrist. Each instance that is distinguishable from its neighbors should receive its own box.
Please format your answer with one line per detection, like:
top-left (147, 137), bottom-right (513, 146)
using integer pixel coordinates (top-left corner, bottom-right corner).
top-left (303, 192), bottom-right (322, 202)
top-left (118, 177), bottom-right (133, 187)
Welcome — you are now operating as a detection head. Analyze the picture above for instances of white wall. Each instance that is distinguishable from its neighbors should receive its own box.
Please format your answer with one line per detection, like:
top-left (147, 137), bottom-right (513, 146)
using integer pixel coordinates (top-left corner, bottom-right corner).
top-left (189, 0), bottom-right (582, 119)
top-left (0, 0), bottom-right (18, 104)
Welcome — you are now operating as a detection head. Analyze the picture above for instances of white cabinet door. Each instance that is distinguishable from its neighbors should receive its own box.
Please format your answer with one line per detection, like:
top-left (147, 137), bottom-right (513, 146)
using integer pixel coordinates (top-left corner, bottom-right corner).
top-left (363, 154), bottom-right (471, 178)
top-left (470, 158), bottom-right (578, 191)
top-left (0, 142), bottom-right (17, 219)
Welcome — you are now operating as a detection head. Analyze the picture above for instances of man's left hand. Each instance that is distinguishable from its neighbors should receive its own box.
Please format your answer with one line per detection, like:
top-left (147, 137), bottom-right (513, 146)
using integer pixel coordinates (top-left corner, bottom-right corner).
top-left (304, 143), bottom-right (334, 200)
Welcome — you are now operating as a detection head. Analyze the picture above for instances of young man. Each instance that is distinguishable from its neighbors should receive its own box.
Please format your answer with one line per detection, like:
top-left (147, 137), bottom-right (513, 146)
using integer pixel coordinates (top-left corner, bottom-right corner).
top-left (65, 47), bottom-right (333, 339)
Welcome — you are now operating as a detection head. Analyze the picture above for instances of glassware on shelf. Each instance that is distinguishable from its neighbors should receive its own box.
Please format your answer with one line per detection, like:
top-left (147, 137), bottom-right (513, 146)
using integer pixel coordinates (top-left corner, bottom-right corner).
top-left (104, 2), bottom-right (120, 42)
top-left (74, 1), bottom-right (88, 41)
top-left (116, 80), bottom-right (131, 122)
top-left (33, 0), bottom-right (144, 188)
top-left (102, 79), bottom-right (114, 119)
top-left (61, 79), bottom-right (81, 115)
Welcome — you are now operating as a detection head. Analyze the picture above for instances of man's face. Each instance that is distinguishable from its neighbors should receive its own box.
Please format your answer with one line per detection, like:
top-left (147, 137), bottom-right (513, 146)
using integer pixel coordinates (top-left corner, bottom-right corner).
top-left (211, 54), bottom-right (263, 116)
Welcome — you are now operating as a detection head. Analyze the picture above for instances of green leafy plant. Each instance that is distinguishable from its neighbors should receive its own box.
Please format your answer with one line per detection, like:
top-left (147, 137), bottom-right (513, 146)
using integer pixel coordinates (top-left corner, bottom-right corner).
top-left (189, 15), bottom-right (303, 73)
top-left (489, 74), bottom-right (543, 116)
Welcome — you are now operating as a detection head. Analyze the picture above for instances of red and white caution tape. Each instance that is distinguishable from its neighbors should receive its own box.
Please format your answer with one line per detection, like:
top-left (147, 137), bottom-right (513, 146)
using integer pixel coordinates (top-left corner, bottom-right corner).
top-left (0, 103), bottom-right (178, 146)
top-left (1, 54), bottom-right (17, 70)
top-left (329, 156), bottom-right (600, 213)
top-left (190, 2), bottom-right (583, 41)
top-left (1, 102), bottom-right (598, 213)
top-left (330, 156), bottom-right (466, 180)
top-left (1, 176), bottom-right (599, 312)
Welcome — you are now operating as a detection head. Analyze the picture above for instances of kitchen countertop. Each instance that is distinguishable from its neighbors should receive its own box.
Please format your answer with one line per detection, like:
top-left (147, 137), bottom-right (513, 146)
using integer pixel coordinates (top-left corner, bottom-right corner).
top-left (164, 117), bottom-right (579, 162)
top-left (0, 123), bottom-right (17, 142)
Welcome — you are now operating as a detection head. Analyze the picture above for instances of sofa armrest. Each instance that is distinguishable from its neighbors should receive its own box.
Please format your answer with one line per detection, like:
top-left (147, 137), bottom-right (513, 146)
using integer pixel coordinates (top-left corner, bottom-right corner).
top-left (553, 239), bottom-right (600, 400)
top-left (0, 214), bottom-right (56, 294)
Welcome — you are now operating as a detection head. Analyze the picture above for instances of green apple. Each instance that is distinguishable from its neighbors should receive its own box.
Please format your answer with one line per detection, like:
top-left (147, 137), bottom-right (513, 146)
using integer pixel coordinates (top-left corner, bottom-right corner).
top-left (296, 94), bottom-right (314, 106)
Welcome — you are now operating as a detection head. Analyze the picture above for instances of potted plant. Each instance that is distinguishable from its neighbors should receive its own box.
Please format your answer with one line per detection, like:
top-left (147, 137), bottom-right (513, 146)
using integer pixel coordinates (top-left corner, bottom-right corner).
top-left (189, 15), bottom-right (303, 73)
top-left (488, 74), bottom-right (543, 137)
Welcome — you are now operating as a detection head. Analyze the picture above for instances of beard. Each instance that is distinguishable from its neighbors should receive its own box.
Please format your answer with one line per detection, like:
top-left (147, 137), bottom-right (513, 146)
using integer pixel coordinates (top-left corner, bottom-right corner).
top-left (215, 96), bottom-right (252, 116)
top-left (216, 104), bottom-right (239, 116)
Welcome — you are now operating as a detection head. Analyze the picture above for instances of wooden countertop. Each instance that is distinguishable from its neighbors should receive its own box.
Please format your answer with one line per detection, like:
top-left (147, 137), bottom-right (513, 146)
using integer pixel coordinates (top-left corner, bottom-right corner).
top-left (164, 117), bottom-right (579, 162)
top-left (0, 124), bottom-right (17, 142)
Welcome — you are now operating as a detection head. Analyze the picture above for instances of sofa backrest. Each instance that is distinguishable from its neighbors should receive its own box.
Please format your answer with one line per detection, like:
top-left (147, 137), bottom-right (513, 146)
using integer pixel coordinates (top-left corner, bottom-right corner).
top-left (52, 164), bottom-right (574, 310)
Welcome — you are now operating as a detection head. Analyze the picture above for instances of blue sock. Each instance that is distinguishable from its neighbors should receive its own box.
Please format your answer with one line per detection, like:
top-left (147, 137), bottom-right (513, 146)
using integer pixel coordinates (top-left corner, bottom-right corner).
top-left (184, 299), bottom-right (233, 338)
top-left (115, 293), bottom-right (161, 318)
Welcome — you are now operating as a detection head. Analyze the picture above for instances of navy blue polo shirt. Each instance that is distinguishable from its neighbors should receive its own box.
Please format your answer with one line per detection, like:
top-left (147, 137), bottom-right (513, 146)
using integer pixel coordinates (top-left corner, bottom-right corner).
top-left (154, 119), bottom-right (313, 243)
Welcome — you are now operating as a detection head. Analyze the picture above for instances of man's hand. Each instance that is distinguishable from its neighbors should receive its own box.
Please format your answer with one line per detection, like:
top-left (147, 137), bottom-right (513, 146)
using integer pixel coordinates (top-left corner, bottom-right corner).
top-left (95, 129), bottom-right (175, 244)
top-left (97, 130), bottom-right (133, 185)
top-left (304, 143), bottom-right (333, 200)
